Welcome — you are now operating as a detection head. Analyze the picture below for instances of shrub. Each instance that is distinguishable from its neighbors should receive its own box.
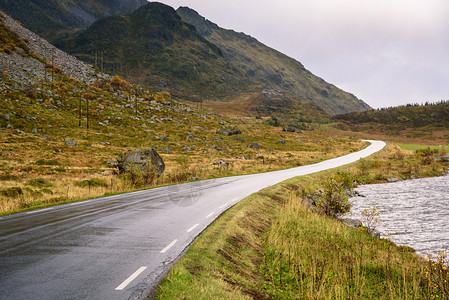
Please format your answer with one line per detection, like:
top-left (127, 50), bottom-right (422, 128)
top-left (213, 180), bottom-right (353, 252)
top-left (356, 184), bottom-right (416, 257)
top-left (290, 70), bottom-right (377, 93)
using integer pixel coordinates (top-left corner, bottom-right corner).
top-left (314, 177), bottom-right (352, 217)
top-left (28, 178), bottom-right (52, 188)
top-left (45, 62), bottom-right (62, 74)
top-left (1, 187), bottom-right (23, 198)
top-left (23, 85), bottom-right (38, 99)
top-left (35, 159), bottom-right (61, 166)
top-left (416, 147), bottom-right (439, 165)
top-left (79, 178), bottom-right (108, 188)
top-left (358, 159), bottom-right (370, 175)
top-left (110, 75), bottom-right (130, 92)
top-left (0, 174), bottom-right (19, 181)
top-left (335, 170), bottom-right (356, 189)
top-left (142, 162), bottom-right (156, 186)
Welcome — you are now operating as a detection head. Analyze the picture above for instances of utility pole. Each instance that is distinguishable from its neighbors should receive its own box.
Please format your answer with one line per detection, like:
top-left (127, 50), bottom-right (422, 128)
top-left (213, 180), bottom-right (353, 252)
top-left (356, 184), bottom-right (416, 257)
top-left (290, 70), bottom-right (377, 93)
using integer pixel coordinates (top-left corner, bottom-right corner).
top-left (78, 91), bottom-right (82, 127)
top-left (51, 48), bottom-right (54, 82)
top-left (86, 97), bottom-right (89, 130)
top-left (101, 51), bottom-right (104, 74)
top-left (135, 87), bottom-right (139, 116)
top-left (43, 45), bottom-right (47, 82)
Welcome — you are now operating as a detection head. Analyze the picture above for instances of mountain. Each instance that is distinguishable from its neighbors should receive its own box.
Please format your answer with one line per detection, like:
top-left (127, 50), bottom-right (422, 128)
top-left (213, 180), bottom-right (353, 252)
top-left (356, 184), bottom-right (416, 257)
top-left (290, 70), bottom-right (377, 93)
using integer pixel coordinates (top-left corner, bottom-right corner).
top-left (176, 7), bottom-right (370, 115)
top-left (56, 2), bottom-right (369, 115)
top-left (3, 0), bottom-right (370, 115)
top-left (0, 0), bottom-right (147, 42)
top-left (55, 3), bottom-right (254, 98)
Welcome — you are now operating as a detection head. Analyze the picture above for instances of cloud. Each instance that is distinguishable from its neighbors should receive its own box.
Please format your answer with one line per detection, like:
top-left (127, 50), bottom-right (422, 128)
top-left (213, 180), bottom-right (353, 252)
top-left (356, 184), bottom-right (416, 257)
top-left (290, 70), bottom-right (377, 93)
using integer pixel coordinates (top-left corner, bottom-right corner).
top-left (156, 0), bottom-right (449, 108)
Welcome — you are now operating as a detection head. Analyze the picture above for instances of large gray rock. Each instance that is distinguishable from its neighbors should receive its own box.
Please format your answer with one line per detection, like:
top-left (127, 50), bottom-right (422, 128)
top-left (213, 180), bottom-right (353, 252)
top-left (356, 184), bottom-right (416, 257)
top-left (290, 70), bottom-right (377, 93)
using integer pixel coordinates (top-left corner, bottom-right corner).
top-left (116, 148), bottom-right (165, 176)
top-left (248, 142), bottom-right (261, 150)
top-left (216, 127), bottom-right (242, 136)
top-left (64, 138), bottom-right (78, 146)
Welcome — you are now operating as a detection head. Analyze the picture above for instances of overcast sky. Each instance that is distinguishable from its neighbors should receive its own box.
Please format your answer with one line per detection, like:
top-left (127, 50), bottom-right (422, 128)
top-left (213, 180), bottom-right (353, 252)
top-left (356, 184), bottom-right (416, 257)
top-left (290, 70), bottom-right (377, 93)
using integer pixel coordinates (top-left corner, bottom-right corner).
top-left (156, 0), bottom-right (449, 108)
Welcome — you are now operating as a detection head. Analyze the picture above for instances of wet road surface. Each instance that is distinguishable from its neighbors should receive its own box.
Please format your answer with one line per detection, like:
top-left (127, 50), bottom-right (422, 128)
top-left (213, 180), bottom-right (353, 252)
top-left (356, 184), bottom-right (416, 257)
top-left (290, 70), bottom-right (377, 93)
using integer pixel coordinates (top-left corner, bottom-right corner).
top-left (0, 140), bottom-right (385, 299)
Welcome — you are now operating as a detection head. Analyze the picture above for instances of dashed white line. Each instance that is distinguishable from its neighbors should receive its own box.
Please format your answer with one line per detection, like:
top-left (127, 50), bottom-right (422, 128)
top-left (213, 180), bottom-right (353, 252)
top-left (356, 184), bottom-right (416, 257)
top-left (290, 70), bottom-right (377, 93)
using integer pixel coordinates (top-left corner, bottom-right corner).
top-left (115, 266), bottom-right (147, 291)
top-left (187, 224), bottom-right (199, 233)
top-left (205, 212), bottom-right (214, 219)
top-left (160, 239), bottom-right (178, 253)
top-left (26, 208), bottom-right (52, 214)
top-left (219, 203), bottom-right (228, 209)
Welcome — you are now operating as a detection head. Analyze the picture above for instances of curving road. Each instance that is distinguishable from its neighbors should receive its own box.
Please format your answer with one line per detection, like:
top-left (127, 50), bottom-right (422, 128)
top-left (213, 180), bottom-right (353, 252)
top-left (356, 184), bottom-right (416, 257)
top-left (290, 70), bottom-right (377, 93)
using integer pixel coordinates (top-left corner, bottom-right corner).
top-left (0, 140), bottom-right (385, 300)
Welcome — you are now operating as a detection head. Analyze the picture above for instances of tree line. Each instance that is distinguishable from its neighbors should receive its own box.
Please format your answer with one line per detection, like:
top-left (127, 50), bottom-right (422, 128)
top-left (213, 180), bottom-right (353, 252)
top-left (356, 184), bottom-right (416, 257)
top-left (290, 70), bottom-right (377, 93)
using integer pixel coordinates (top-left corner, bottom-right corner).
top-left (333, 101), bottom-right (449, 129)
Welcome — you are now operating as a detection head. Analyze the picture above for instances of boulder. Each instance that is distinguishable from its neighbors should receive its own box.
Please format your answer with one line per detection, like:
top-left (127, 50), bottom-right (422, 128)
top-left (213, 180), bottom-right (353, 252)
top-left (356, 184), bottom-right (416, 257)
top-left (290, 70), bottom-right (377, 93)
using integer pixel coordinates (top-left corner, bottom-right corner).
top-left (116, 148), bottom-right (165, 177)
top-left (216, 127), bottom-right (242, 136)
top-left (283, 127), bottom-right (303, 134)
top-left (387, 177), bottom-right (400, 182)
top-left (213, 159), bottom-right (230, 168)
top-left (248, 142), bottom-right (261, 150)
top-left (434, 154), bottom-right (449, 162)
top-left (342, 218), bottom-right (362, 229)
top-left (64, 138), bottom-right (78, 146)
top-left (367, 228), bottom-right (381, 239)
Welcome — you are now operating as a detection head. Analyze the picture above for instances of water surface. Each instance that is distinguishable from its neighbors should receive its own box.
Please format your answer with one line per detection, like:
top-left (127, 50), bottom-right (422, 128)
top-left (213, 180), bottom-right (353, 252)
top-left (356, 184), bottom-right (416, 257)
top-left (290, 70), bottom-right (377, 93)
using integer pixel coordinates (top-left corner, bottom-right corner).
top-left (349, 176), bottom-right (449, 258)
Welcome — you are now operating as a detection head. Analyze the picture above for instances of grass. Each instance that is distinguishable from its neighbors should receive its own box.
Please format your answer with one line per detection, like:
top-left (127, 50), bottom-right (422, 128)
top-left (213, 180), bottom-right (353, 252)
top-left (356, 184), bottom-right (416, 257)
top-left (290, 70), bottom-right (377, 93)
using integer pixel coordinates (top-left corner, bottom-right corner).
top-left (398, 143), bottom-right (447, 152)
top-left (156, 143), bottom-right (449, 299)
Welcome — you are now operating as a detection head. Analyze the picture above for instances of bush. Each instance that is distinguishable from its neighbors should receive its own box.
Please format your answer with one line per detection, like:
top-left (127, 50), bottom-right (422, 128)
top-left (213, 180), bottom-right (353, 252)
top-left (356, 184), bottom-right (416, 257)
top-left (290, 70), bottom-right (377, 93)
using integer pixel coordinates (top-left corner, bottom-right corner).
top-left (28, 178), bottom-right (53, 188)
top-left (110, 75), bottom-right (130, 92)
top-left (335, 170), bottom-right (356, 189)
top-left (0, 174), bottom-right (19, 181)
top-left (45, 62), bottom-right (62, 74)
top-left (1, 187), bottom-right (23, 198)
top-left (35, 159), bottom-right (61, 166)
top-left (79, 178), bottom-right (108, 188)
top-left (314, 177), bottom-right (352, 217)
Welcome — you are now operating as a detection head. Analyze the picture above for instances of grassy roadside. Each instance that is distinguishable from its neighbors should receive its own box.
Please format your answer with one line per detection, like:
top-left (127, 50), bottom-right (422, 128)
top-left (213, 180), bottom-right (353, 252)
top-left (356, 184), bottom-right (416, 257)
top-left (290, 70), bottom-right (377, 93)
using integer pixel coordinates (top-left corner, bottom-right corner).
top-left (155, 143), bottom-right (449, 299)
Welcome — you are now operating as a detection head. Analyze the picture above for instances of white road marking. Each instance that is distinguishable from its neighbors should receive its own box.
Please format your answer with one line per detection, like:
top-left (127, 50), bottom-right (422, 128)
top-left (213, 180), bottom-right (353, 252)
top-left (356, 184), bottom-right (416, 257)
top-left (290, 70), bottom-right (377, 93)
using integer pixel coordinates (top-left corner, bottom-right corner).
top-left (26, 208), bottom-right (52, 214)
top-left (205, 212), bottom-right (214, 219)
top-left (219, 203), bottom-right (228, 209)
top-left (160, 239), bottom-right (178, 253)
top-left (115, 266), bottom-right (147, 291)
top-left (187, 224), bottom-right (199, 232)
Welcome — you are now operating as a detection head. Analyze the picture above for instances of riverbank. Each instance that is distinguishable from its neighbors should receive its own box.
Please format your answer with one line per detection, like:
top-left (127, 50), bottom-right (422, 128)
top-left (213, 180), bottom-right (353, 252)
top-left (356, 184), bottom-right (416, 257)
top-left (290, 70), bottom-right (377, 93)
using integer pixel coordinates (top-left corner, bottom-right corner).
top-left (155, 143), bottom-right (449, 299)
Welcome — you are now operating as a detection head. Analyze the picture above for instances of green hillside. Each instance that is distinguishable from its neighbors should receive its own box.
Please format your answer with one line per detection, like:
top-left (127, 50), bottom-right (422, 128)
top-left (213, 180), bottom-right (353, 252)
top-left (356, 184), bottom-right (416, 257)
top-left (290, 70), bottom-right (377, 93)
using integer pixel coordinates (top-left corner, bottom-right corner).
top-left (55, 2), bottom-right (369, 115)
top-left (55, 3), bottom-right (252, 97)
top-left (0, 0), bottom-right (147, 41)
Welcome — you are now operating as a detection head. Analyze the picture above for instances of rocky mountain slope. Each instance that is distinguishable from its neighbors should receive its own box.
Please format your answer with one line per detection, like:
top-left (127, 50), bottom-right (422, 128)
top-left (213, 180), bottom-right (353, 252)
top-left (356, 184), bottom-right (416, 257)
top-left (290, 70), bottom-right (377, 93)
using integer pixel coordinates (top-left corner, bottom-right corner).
top-left (0, 10), bottom-right (102, 86)
top-left (1, 1), bottom-right (370, 115)
top-left (55, 2), bottom-right (369, 115)
top-left (177, 7), bottom-right (370, 115)
top-left (0, 0), bottom-right (147, 42)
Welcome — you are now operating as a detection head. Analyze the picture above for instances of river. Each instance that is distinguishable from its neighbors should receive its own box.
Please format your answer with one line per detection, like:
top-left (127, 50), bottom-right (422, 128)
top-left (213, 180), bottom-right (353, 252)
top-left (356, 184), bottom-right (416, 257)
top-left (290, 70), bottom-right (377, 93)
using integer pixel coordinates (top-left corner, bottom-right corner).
top-left (348, 175), bottom-right (449, 258)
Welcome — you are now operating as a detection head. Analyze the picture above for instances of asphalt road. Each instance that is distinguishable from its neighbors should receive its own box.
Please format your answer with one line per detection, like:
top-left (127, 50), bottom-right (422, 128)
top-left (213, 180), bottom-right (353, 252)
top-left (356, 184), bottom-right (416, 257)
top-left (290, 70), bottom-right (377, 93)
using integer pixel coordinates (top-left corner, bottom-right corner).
top-left (0, 140), bottom-right (385, 300)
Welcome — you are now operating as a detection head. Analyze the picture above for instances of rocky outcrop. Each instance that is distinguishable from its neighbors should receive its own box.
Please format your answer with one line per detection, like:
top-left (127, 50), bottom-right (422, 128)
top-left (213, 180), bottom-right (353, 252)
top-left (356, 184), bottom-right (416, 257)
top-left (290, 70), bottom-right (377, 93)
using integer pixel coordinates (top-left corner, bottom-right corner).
top-left (0, 11), bottom-right (105, 86)
top-left (216, 127), bottom-right (242, 136)
top-left (116, 148), bottom-right (165, 177)
top-left (64, 138), bottom-right (78, 147)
